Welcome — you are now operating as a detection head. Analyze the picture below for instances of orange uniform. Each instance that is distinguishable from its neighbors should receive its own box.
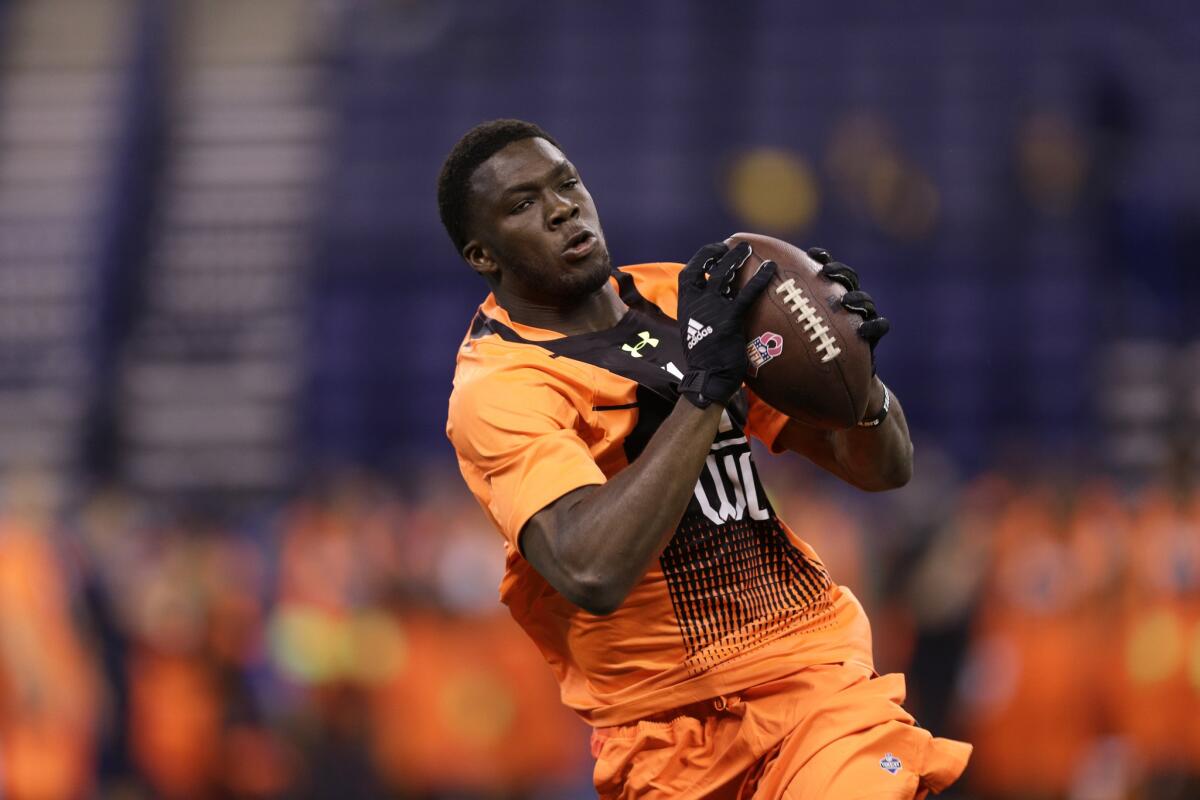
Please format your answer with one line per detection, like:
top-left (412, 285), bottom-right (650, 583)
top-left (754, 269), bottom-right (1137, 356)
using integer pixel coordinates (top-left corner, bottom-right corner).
top-left (1112, 489), bottom-right (1200, 771)
top-left (0, 519), bottom-right (98, 800)
top-left (960, 491), bottom-right (1107, 797)
top-left (447, 263), bottom-right (969, 797)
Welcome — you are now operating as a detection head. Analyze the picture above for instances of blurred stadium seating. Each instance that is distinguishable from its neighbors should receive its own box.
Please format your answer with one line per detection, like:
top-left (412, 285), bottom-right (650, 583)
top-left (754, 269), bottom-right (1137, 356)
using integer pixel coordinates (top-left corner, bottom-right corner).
top-left (0, 1), bottom-right (1197, 798)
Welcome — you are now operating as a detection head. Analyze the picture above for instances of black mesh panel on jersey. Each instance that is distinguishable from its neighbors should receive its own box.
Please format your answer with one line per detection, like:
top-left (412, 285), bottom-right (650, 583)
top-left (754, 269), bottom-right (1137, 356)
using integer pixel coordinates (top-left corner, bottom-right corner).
top-left (660, 512), bottom-right (834, 677)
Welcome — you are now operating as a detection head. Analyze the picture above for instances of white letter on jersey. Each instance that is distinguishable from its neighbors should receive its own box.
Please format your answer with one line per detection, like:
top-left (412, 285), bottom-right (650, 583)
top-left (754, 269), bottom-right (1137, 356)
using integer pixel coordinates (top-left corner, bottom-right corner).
top-left (739, 452), bottom-right (770, 520)
top-left (693, 451), bottom-right (770, 524)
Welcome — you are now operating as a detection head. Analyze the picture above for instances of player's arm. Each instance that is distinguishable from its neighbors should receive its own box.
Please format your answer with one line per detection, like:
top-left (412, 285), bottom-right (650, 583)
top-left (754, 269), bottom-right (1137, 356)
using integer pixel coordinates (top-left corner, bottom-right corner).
top-left (771, 247), bottom-right (912, 491)
top-left (522, 398), bottom-right (724, 615)
top-left (773, 375), bottom-right (913, 491)
top-left (522, 242), bottom-right (776, 616)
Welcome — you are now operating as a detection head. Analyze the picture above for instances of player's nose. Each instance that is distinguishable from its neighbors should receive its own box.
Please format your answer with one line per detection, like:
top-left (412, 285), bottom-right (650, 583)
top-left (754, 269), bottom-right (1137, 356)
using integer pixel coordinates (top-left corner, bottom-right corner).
top-left (547, 193), bottom-right (579, 228)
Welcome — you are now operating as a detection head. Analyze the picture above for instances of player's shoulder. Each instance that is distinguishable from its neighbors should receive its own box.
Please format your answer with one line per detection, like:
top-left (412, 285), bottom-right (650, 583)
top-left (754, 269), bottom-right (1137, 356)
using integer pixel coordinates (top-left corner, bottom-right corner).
top-left (617, 262), bottom-right (684, 316)
top-left (448, 345), bottom-right (591, 456)
top-left (453, 339), bottom-right (570, 398)
top-left (450, 324), bottom-right (590, 422)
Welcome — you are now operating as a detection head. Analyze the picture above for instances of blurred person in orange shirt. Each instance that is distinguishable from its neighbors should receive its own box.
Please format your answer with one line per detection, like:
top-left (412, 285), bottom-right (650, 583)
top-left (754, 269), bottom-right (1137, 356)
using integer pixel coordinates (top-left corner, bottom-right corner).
top-left (1109, 484), bottom-right (1200, 797)
top-left (124, 524), bottom-right (233, 798)
top-left (372, 480), bottom-right (591, 795)
top-left (957, 479), bottom-right (1124, 800)
top-left (368, 607), bottom-right (592, 796)
top-left (114, 511), bottom-right (290, 799)
top-left (0, 470), bottom-right (99, 800)
top-left (272, 471), bottom-right (591, 796)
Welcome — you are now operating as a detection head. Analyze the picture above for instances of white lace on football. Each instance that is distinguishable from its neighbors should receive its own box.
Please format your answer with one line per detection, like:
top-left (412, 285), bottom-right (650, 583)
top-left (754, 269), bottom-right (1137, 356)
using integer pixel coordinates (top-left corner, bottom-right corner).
top-left (775, 278), bottom-right (841, 363)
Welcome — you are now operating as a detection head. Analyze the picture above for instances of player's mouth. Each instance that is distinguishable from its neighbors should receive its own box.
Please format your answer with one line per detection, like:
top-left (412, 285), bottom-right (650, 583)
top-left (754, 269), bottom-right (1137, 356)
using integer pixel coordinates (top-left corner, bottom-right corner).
top-left (561, 229), bottom-right (597, 261)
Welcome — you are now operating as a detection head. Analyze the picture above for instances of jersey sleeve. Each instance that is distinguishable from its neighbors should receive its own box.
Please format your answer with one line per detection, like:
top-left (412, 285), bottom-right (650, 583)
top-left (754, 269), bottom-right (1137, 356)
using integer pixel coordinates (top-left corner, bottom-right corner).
top-left (623, 262), bottom-right (683, 318)
top-left (744, 386), bottom-right (791, 453)
top-left (448, 364), bottom-right (607, 551)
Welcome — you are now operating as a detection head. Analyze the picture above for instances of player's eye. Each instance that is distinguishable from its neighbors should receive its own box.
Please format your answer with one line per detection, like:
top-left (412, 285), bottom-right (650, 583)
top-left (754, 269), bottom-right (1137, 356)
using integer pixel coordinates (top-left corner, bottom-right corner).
top-left (510, 198), bottom-right (533, 214)
top-left (561, 178), bottom-right (579, 190)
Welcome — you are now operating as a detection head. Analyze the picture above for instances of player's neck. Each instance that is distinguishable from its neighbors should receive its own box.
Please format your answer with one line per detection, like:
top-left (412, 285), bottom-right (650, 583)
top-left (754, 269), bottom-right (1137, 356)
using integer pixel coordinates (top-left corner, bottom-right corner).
top-left (497, 283), bottom-right (628, 336)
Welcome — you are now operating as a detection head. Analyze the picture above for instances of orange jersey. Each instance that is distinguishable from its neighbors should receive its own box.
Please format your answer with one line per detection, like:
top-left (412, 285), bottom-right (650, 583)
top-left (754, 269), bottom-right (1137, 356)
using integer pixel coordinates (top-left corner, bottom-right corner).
top-left (447, 263), bottom-right (873, 727)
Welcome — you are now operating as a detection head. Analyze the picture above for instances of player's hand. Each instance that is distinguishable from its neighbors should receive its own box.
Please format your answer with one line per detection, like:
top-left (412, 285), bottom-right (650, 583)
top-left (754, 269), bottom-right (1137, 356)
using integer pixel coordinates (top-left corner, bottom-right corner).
top-left (676, 241), bottom-right (777, 408)
top-left (807, 246), bottom-right (890, 374)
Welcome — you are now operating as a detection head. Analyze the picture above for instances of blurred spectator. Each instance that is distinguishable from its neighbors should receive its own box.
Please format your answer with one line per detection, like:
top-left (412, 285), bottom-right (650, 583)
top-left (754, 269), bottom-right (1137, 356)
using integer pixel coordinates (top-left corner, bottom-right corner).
top-left (0, 460), bottom-right (1196, 798)
top-left (1109, 486), bottom-right (1200, 797)
top-left (0, 470), bottom-right (99, 800)
top-left (957, 481), bottom-right (1117, 798)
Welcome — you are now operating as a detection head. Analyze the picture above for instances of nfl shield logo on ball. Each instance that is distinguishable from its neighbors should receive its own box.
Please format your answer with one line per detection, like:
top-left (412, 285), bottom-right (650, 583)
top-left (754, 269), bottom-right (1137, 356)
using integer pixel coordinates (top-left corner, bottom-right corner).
top-left (879, 753), bottom-right (902, 775)
top-left (746, 331), bottom-right (784, 375)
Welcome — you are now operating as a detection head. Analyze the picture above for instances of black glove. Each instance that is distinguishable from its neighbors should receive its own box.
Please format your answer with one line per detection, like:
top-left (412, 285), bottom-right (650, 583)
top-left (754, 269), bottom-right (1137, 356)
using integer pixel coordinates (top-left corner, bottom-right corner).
top-left (807, 246), bottom-right (890, 373)
top-left (677, 241), bottom-right (777, 408)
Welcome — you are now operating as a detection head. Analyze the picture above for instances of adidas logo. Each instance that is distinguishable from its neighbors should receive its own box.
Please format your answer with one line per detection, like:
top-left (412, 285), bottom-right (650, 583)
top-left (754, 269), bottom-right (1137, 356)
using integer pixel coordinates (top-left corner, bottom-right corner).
top-left (686, 318), bottom-right (713, 350)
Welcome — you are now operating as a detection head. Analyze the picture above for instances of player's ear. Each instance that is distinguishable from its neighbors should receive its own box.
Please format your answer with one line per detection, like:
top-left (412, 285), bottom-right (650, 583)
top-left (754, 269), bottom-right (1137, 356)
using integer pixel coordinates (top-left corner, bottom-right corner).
top-left (463, 240), bottom-right (499, 280)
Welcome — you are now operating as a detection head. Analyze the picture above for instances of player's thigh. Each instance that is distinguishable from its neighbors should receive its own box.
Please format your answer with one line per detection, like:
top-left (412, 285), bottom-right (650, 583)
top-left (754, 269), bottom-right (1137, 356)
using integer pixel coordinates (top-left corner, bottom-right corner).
top-left (593, 714), bottom-right (746, 800)
top-left (778, 718), bottom-right (927, 800)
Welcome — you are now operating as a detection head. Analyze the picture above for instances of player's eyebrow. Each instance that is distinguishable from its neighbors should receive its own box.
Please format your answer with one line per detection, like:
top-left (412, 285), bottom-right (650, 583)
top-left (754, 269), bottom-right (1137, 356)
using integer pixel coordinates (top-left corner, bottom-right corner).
top-left (500, 160), bottom-right (573, 197)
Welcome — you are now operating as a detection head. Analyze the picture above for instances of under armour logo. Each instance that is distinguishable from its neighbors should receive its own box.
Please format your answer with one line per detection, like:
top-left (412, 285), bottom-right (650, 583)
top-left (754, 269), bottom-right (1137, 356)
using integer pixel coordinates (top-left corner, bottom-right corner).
top-left (686, 318), bottom-right (713, 350)
top-left (622, 330), bottom-right (659, 358)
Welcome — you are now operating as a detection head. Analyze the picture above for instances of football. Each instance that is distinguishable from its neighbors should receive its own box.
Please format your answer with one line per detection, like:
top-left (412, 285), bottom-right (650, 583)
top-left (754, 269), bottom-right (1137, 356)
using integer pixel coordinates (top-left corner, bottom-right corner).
top-left (727, 232), bottom-right (873, 429)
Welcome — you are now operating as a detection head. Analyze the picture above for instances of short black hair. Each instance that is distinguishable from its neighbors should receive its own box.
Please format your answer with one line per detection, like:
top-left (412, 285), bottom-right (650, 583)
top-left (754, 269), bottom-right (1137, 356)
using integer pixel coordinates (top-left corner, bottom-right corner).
top-left (437, 118), bottom-right (561, 255)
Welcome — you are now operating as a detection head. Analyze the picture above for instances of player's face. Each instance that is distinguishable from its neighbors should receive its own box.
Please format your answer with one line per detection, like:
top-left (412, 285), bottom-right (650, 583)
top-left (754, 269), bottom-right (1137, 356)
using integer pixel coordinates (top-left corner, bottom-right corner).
top-left (465, 138), bottom-right (611, 305)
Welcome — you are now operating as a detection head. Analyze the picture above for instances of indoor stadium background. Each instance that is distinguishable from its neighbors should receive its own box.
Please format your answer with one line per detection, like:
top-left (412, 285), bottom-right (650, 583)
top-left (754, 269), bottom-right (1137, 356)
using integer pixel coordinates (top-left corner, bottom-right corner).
top-left (0, 1), bottom-right (1197, 798)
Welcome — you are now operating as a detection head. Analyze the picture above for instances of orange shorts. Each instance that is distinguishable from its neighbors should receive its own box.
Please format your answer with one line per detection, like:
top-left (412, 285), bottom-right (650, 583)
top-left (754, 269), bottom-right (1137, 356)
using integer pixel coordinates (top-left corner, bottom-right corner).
top-left (590, 662), bottom-right (971, 799)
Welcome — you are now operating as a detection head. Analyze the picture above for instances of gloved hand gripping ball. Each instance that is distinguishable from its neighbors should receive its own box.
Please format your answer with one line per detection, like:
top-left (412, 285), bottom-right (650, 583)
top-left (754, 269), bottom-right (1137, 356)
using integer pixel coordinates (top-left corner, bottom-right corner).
top-left (676, 241), bottom-right (777, 409)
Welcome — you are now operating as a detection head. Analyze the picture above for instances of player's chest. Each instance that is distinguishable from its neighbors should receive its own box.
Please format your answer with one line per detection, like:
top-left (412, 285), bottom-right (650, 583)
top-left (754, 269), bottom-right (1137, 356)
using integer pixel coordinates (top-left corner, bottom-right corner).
top-left (547, 308), bottom-right (688, 406)
top-left (541, 309), bottom-right (750, 463)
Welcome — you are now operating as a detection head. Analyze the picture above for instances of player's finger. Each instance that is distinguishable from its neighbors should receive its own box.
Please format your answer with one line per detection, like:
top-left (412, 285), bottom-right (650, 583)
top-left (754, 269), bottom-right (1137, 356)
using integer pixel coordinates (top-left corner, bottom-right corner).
top-left (806, 246), bottom-right (832, 265)
top-left (688, 242), bottom-right (727, 269)
top-left (820, 262), bottom-right (860, 292)
top-left (720, 242), bottom-right (755, 296)
top-left (715, 244), bottom-right (753, 297)
top-left (710, 241), bottom-right (752, 294)
top-left (840, 290), bottom-right (877, 319)
top-left (734, 259), bottom-right (777, 312)
top-left (727, 240), bottom-right (754, 272)
top-left (678, 259), bottom-right (704, 290)
top-left (857, 317), bottom-right (891, 343)
top-left (713, 241), bottom-right (751, 277)
top-left (682, 242), bottom-right (726, 288)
